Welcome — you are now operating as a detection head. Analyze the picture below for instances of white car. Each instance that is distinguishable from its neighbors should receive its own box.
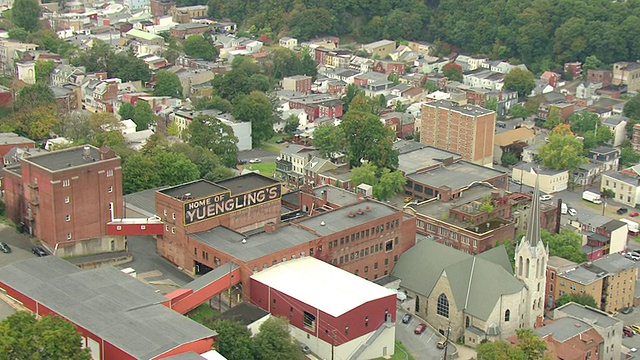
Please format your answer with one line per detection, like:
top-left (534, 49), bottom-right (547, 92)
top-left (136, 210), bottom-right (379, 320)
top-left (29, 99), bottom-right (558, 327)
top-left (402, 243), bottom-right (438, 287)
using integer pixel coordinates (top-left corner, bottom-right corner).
top-left (249, 158), bottom-right (261, 164)
top-left (568, 208), bottom-right (577, 216)
top-left (540, 194), bottom-right (553, 201)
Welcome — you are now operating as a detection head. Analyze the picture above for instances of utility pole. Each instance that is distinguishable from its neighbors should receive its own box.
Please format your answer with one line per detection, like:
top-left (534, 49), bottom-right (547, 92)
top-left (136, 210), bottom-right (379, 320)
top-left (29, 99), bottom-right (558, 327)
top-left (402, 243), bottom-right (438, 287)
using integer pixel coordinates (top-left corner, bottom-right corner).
top-left (442, 325), bottom-right (451, 360)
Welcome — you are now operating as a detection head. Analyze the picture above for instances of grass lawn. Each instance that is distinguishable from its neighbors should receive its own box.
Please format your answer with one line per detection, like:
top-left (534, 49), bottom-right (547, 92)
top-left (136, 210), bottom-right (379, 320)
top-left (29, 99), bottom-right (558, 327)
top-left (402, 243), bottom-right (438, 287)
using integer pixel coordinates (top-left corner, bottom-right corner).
top-left (187, 304), bottom-right (219, 325)
top-left (242, 162), bottom-right (276, 176)
top-left (373, 341), bottom-right (415, 360)
top-left (257, 134), bottom-right (285, 153)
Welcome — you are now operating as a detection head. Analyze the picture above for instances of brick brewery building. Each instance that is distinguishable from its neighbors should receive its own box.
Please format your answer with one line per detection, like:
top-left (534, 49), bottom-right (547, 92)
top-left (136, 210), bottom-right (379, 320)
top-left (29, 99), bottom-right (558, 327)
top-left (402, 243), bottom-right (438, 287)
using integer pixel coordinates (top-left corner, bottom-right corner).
top-left (420, 100), bottom-right (496, 167)
top-left (2, 145), bottom-right (125, 256)
top-left (155, 173), bottom-right (416, 299)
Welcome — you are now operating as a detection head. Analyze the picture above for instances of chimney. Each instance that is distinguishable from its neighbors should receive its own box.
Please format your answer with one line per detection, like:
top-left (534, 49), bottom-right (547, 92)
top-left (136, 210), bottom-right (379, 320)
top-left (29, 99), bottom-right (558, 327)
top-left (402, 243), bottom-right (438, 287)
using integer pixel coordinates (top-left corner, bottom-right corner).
top-left (322, 189), bottom-right (328, 202)
top-left (264, 221), bottom-right (277, 233)
top-left (83, 146), bottom-right (91, 159)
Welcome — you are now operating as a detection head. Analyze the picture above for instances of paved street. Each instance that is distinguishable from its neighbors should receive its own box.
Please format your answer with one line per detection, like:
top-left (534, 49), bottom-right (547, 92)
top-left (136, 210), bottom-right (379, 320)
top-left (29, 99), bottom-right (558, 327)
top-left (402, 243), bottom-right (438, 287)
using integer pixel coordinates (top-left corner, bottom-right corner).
top-left (238, 147), bottom-right (278, 164)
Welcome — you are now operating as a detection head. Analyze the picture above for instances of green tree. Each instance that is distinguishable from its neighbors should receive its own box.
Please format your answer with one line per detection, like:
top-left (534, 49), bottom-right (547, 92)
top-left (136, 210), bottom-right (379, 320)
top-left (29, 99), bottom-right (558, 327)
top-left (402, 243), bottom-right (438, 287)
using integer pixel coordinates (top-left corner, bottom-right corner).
top-left (287, 7), bottom-right (335, 41)
top-left (267, 47), bottom-right (301, 79)
top-left (350, 162), bottom-right (378, 188)
top-left (34, 59), bottom-right (55, 84)
top-left (122, 150), bottom-right (200, 194)
top-left (211, 320), bottom-right (253, 360)
top-left (283, 114), bottom-right (299, 136)
top-left (12, 0), bottom-right (40, 32)
top-left (479, 195), bottom-right (495, 213)
top-left (16, 83), bottom-right (56, 110)
top-left (555, 293), bottom-right (598, 308)
top-left (8, 27), bottom-right (28, 42)
top-left (510, 104), bottom-right (530, 118)
top-left (504, 68), bottom-right (535, 99)
top-left (387, 73), bottom-right (400, 85)
top-left (119, 102), bottom-right (135, 120)
top-left (624, 94), bottom-right (640, 120)
top-left (14, 106), bottom-right (59, 139)
top-left (582, 55), bottom-right (603, 78)
top-left (183, 35), bottom-right (219, 61)
top-left (539, 133), bottom-right (586, 171)
top-left (195, 96), bottom-right (233, 113)
top-left (0, 312), bottom-right (91, 360)
top-left (187, 115), bottom-right (239, 167)
top-left (122, 153), bottom-right (160, 193)
top-left (373, 168), bottom-right (406, 201)
top-left (299, 46), bottom-right (318, 80)
top-left (542, 228), bottom-right (587, 263)
top-left (232, 91), bottom-right (274, 146)
top-left (342, 84), bottom-right (364, 112)
top-left (154, 70), bottom-right (183, 98)
top-left (442, 62), bottom-right (463, 82)
top-left (156, 151), bottom-right (201, 186)
top-left (485, 97), bottom-right (497, 112)
top-left (569, 111), bottom-right (598, 134)
top-left (339, 109), bottom-right (398, 169)
top-left (311, 124), bottom-right (345, 159)
top-left (252, 317), bottom-right (299, 360)
top-left (133, 101), bottom-right (156, 131)
top-left (501, 151), bottom-right (518, 166)
top-left (620, 144), bottom-right (640, 168)
top-left (477, 329), bottom-right (548, 360)
top-left (204, 166), bottom-right (236, 182)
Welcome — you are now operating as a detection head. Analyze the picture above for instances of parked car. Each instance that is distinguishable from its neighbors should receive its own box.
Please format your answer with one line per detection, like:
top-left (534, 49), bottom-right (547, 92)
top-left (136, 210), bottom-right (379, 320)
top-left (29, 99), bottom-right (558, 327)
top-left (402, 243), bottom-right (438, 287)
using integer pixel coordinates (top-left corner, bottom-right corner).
top-left (276, 138), bottom-right (286, 144)
top-left (32, 246), bottom-right (48, 257)
top-left (237, 159), bottom-right (247, 165)
top-left (622, 307), bottom-right (634, 314)
top-left (404, 197), bottom-right (413, 203)
top-left (630, 324), bottom-right (640, 333)
top-left (437, 339), bottom-right (447, 349)
top-left (568, 208), bottom-right (577, 217)
top-left (0, 242), bottom-right (11, 253)
top-left (300, 344), bottom-right (311, 354)
top-left (624, 326), bottom-right (635, 337)
top-left (631, 212), bottom-right (639, 217)
top-left (249, 158), bottom-right (261, 164)
top-left (414, 323), bottom-right (427, 334)
top-left (539, 194), bottom-right (553, 201)
top-left (625, 252), bottom-right (640, 261)
top-left (402, 314), bottom-right (412, 324)
top-left (617, 208), bottom-right (629, 215)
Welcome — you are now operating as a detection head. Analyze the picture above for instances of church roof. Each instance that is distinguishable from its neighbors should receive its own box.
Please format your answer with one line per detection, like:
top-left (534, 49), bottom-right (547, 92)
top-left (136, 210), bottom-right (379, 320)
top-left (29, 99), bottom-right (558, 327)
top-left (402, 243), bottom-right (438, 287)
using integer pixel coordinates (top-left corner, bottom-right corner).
top-left (524, 173), bottom-right (542, 246)
top-left (393, 240), bottom-right (524, 321)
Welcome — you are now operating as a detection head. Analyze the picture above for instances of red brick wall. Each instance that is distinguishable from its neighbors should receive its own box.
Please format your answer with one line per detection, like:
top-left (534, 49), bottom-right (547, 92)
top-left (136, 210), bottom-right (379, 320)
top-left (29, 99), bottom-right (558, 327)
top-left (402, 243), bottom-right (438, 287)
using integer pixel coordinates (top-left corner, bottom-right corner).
top-left (1, 170), bottom-right (23, 224)
top-left (0, 140), bottom-right (34, 159)
top-left (19, 152), bottom-right (122, 249)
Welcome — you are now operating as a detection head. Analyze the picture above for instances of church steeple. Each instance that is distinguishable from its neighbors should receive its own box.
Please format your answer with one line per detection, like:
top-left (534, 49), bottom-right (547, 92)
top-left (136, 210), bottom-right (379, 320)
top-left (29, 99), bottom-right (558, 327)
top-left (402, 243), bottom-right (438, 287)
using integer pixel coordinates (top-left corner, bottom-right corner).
top-left (524, 171), bottom-right (542, 247)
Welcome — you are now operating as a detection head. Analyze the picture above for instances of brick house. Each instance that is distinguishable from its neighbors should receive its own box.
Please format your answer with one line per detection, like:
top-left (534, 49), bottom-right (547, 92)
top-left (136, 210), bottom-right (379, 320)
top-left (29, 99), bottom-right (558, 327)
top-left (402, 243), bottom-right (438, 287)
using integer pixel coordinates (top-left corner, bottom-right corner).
top-left (587, 69), bottom-right (613, 87)
top-left (170, 23), bottom-right (210, 39)
top-left (372, 60), bottom-right (405, 75)
top-left (282, 75), bottom-right (312, 94)
top-left (563, 62), bottom-right (582, 78)
top-left (289, 95), bottom-right (343, 121)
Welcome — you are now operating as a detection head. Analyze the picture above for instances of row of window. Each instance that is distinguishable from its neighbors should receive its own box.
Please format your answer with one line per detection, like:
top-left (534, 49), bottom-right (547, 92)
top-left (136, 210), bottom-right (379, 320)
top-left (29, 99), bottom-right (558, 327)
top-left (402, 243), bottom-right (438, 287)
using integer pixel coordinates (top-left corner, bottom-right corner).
top-left (59, 170), bottom-right (114, 188)
top-left (326, 220), bottom-right (400, 250)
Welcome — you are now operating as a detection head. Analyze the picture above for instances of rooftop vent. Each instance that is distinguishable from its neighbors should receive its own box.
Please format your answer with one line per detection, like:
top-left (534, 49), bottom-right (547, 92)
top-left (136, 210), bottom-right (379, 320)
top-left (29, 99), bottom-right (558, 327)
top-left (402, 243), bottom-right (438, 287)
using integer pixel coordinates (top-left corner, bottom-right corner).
top-left (348, 211), bottom-right (355, 218)
top-left (320, 221), bottom-right (325, 226)
top-left (357, 208), bottom-right (364, 215)
top-left (241, 239), bottom-right (247, 244)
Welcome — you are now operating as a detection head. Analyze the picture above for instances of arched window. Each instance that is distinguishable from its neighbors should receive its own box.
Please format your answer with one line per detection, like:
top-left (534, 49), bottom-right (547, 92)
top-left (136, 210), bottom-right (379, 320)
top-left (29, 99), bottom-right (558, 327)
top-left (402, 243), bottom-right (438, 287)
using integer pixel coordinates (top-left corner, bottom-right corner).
top-left (415, 295), bottom-right (420, 313)
top-left (437, 293), bottom-right (449, 318)
top-left (465, 316), bottom-right (470, 328)
top-left (504, 309), bottom-right (510, 322)
top-left (518, 256), bottom-right (523, 276)
top-left (525, 258), bottom-right (530, 278)
top-left (536, 259), bottom-right (540, 277)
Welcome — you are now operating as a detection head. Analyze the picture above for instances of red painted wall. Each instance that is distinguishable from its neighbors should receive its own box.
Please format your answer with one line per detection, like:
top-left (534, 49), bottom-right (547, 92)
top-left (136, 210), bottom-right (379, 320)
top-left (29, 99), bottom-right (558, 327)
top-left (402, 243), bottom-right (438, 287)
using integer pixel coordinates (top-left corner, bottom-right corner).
top-left (169, 267), bottom-right (241, 314)
top-left (104, 340), bottom-right (136, 360)
top-left (106, 222), bottom-right (164, 236)
top-left (250, 279), bottom-right (396, 346)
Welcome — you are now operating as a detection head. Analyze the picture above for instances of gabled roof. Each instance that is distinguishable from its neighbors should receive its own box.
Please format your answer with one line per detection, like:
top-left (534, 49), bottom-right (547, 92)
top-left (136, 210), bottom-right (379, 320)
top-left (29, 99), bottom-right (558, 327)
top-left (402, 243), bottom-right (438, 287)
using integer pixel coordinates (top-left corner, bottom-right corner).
top-left (392, 240), bottom-right (523, 320)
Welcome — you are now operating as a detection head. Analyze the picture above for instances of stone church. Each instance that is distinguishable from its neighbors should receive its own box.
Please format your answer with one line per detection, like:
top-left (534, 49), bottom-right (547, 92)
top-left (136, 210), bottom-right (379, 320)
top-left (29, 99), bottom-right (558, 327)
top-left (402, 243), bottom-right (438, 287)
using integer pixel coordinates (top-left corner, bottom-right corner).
top-left (393, 175), bottom-right (548, 346)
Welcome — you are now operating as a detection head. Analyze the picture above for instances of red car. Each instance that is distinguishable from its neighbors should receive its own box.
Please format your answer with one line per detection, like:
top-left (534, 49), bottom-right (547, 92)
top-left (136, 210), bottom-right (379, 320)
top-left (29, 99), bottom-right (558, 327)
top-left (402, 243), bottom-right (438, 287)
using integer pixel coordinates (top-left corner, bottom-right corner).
top-left (414, 323), bottom-right (427, 334)
top-left (631, 212), bottom-right (639, 217)
top-left (624, 326), bottom-right (634, 337)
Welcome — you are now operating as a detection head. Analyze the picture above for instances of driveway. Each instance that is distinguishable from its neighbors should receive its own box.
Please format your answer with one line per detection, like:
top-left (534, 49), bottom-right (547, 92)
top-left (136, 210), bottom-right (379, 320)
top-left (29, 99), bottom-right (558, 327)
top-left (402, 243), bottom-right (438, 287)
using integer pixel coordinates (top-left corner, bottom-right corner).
top-left (395, 309), bottom-right (457, 360)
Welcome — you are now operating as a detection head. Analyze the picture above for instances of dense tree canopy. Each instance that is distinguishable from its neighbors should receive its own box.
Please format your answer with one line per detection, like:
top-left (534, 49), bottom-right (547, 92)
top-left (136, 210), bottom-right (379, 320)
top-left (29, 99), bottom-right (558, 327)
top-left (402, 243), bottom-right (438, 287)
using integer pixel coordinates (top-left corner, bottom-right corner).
top-left (187, 114), bottom-right (239, 167)
top-left (555, 293), bottom-right (598, 308)
top-left (71, 41), bottom-right (151, 82)
top-left (542, 228), bottom-right (587, 263)
top-left (12, 0), bottom-right (40, 32)
top-left (0, 312), bottom-right (91, 359)
top-left (477, 329), bottom-right (548, 360)
top-left (231, 91), bottom-right (274, 146)
top-left (154, 70), bottom-right (183, 98)
top-left (504, 68), bottom-right (536, 99)
top-left (183, 35), bottom-right (219, 61)
top-left (538, 130), bottom-right (586, 171)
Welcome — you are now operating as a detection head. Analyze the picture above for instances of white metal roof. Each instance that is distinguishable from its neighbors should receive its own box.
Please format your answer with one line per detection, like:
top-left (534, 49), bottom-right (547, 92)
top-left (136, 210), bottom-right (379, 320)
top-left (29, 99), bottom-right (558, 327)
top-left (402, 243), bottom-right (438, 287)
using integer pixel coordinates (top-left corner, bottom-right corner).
top-left (250, 257), bottom-right (395, 317)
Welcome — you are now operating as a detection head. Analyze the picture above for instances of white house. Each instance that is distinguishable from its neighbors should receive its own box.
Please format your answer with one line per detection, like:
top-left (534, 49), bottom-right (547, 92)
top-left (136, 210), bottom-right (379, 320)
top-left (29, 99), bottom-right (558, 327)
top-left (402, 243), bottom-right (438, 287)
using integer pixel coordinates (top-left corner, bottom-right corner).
top-left (278, 37), bottom-right (297, 50)
top-left (601, 115), bottom-right (628, 147)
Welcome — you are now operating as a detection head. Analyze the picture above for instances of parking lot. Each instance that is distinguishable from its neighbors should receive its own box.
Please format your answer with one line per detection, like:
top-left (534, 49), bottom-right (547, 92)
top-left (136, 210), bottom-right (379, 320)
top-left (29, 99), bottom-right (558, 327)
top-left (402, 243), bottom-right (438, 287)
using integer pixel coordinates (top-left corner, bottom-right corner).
top-left (395, 309), bottom-right (472, 360)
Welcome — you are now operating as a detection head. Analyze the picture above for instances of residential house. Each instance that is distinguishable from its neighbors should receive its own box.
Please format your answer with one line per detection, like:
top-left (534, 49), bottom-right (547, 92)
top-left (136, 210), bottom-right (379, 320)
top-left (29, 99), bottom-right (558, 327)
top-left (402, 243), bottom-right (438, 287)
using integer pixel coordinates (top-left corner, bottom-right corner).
top-left (483, 60), bottom-right (528, 74)
top-left (601, 115), bottom-right (628, 147)
top-left (303, 157), bottom-right (339, 189)
top-left (173, 68), bottom-right (215, 98)
top-left (601, 166), bottom-right (640, 207)
top-left (529, 317), bottom-right (604, 359)
top-left (0, 133), bottom-right (35, 160)
top-left (353, 72), bottom-right (394, 97)
top-left (380, 112), bottom-right (415, 139)
top-left (541, 71), bottom-right (562, 88)
top-left (322, 68), bottom-right (359, 84)
top-left (349, 56), bottom-right (374, 73)
top-left (82, 79), bottom-right (120, 113)
top-left (150, 0), bottom-right (174, 16)
top-left (171, 109), bottom-right (252, 150)
top-left (588, 147), bottom-right (620, 173)
top-left (3, 146), bottom-right (45, 167)
top-left (493, 128), bottom-right (535, 165)
top-left (50, 64), bottom-right (86, 87)
top-left (388, 45), bottom-right (418, 63)
top-left (282, 75), bottom-right (312, 94)
top-left (587, 69), bottom-right (612, 87)
top-left (52, 84), bottom-right (82, 112)
top-left (415, 56), bottom-right (450, 74)
top-left (125, 29), bottom-right (164, 46)
top-left (406, 41), bottom-right (432, 55)
top-left (170, 23), bottom-right (210, 39)
top-left (563, 62), bottom-right (583, 79)
top-left (361, 39), bottom-right (396, 58)
top-left (586, 219), bottom-right (627, 257)
top-left (288, 94), bottom-right (343, 122)
top-left (553, 303), bottom-right (623, 360)
top-left (538, 102), bottom-right (574, 121)
top-left (275, 145), bottom-right (317, 188)
top-left (545, 256), bottom-right (579, 310)
top-left (612, 61), bottom-right (640, 92)
top-left (0, 40), bottom-right (37, 74)
top-left (278, 37), bottom-right (297, 50)
top-left (373, 60), bottom-right (405, 75)
top-left (633, 123), bottom-right (640, 151)
top-left (512, 163), bottom-right (569, 194)
top-left (576, 82), bottom-right (602, 100)
top-left (170, 5), bottom-right (207, 23)
top-left (16, 61), bottom-right (35, 84)
top-left (462, 69), bottom-right (505, 91)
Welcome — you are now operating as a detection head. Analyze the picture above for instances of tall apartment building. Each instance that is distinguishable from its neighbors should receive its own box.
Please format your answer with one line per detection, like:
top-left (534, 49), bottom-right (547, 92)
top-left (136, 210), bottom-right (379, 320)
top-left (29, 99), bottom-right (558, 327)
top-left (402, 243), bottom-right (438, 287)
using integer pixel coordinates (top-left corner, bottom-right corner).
top-left (2, 146), bottom-right (124, 256)
top-left (420, 100), bottom-right (496, 166)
